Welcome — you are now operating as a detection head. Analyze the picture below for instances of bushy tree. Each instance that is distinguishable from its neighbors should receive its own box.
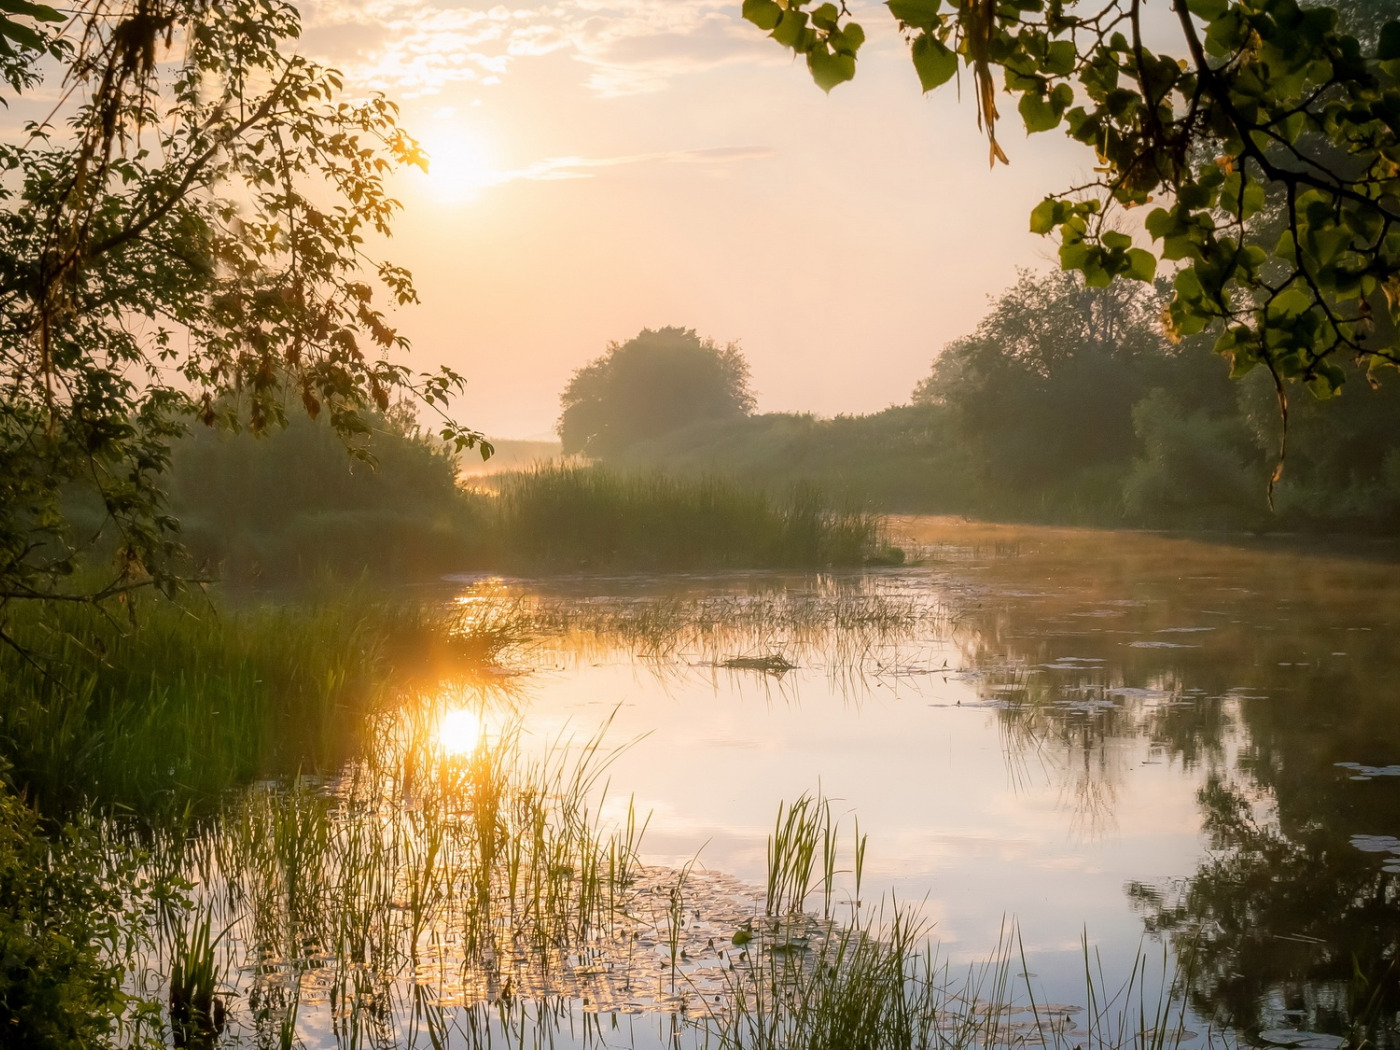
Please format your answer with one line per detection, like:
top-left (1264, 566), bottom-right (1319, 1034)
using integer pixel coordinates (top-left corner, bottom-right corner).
top-left (0, 1), bottom-right (486, 636)
top-left (913, 269), bottom-right (1224, 505)
top-left (558, 327), bottom-right (755, 457)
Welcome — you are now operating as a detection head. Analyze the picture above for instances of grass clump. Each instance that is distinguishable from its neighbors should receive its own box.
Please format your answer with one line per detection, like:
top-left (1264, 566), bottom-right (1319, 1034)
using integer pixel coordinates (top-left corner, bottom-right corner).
top-left (0, 591), bottom-right (524, 815)
top-left (142, 707), bottom-right (656, 1045)
top-left (708, 791), bottom-right (1205, 1050)
top-left (484, 464), bottom-right (894, 571)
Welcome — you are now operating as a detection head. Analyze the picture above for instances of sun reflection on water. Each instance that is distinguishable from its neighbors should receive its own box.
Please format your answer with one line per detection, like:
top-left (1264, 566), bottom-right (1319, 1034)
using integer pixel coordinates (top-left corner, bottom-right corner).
top-left (437, 707), bottom-right (483, 756)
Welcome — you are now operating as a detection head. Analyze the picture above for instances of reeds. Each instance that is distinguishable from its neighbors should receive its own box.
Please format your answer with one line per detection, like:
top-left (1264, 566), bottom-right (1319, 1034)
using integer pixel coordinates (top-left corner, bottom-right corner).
top-left (143, 701), bottom-right (659, 1041)
top-left (0, 590), bottom-right (529, 814)
top-left (706, 907), bottom-right (1212, 1050)
top-left (485, 464), bottom-right (892, 571)
top-left (167, 907), bottom-right (229, 1047)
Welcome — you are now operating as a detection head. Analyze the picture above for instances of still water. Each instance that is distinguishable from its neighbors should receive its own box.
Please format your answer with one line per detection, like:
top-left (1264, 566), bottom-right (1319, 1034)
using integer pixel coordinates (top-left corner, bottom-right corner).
top-left (178, 519), bottom-right (1400, 1048)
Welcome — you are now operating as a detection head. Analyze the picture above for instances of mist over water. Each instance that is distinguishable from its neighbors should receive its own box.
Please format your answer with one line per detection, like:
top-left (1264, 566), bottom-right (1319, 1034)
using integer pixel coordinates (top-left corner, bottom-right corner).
top-left (95, 519), bottom-right (1400, 1048)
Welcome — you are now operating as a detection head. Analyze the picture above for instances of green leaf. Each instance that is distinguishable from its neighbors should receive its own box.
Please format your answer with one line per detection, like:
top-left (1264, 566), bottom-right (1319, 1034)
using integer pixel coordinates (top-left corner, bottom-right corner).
top-left (0, 1), bottom-right (64, 21)
top-left (1126, 248), bottom-right (1157, 282)
top-left (1029, 198), bottom-right (1063, 234)
top-left (771, 9), bottom-right (811, 50)
top-left (1144, 207), bottom-right (1174, 240)
top-left (1059, 239), bottom-right (1091, 271)
top-left (808, 46), bottom-right (857, 92)
top-left (1018, 90), bottom-right (1059, 133)
top-left (1380, 21), bottom-right (1400, 61)
top-left (839, 22), bottom-right (866, 52)
top-left (0, 19), bottom-right (44, 50)
top-left (1185, 0), bottom-right (1228, 20)
top-left (811, 3), bottom-right (840, 30)
top-left (742, 0), bottom-right (783, 31)
top-left (911, 32), bottom-right (957, 92)
top-left (887, 0), bottom-right (942, 28)
top-left (1044, 40), bottom-right (1076, 76)
top-left (1306, 362), bottom-right (1346, 399)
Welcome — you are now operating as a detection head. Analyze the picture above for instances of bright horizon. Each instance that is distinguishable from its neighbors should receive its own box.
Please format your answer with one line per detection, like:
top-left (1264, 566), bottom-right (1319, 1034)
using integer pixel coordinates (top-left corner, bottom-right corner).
top-left (303, 1), bottom-right (1089, 441)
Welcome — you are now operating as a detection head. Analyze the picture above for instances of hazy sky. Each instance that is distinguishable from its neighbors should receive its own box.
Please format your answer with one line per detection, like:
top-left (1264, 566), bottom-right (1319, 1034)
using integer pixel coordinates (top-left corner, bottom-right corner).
top-left (295, 0), bottom-right (1092, 440)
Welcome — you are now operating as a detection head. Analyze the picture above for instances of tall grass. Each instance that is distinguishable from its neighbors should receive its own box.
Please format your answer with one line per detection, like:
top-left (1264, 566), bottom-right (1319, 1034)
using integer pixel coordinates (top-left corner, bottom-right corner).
top-left (0, 591), bottom-right (524, 814)
top-left (168, 420), bottom-right (900, 583)
top-left (706, 910), bottom-right (1208, 1050)
top-left (484, 464), bottom-right (894, 571)
top-left (137, 703), bottom-right (659, 1045)
top-left (705, 791), bottom-right (1209, 1050)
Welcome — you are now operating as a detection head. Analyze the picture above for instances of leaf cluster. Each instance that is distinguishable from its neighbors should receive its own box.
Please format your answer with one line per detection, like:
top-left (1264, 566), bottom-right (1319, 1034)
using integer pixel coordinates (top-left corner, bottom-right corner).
top-left (0, 1), bottom-right (488, 626)
top-left (0, 770), bottom-right (170, 1047)
top-left (746, 0), bottom-right (1400, 487)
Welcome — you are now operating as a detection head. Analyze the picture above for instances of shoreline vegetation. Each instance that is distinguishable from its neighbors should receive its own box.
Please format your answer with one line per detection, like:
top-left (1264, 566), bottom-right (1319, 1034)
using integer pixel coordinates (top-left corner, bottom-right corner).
top-left (0, 588), bottom-right (1213, 1048)
top-left (165, 417), bottom-right (900, 586)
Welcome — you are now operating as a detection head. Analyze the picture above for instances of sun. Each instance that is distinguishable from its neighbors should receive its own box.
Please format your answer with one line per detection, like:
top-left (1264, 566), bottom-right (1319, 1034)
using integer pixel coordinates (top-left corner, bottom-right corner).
top-left (415, 122), bottom-right (497, 202)
top-left (437, 707), bottom-right (483, 756)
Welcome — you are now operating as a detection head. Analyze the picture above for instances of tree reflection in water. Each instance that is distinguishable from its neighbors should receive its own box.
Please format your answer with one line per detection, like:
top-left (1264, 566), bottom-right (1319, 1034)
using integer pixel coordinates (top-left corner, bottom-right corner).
top-left (925, 522), bottom-right (1400, 1048)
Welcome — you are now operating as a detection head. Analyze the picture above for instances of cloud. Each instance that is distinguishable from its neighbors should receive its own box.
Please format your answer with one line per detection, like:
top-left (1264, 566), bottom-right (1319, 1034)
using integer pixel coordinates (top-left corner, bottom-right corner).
top-left (296, 0), bottom-right (783, 97)
top-left (486, 143), bottom-right (775, 185)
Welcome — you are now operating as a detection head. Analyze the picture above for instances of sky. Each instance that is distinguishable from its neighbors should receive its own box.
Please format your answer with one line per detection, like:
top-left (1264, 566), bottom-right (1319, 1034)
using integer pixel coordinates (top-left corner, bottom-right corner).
top-left (291, 1), bottom-right (1095, 440)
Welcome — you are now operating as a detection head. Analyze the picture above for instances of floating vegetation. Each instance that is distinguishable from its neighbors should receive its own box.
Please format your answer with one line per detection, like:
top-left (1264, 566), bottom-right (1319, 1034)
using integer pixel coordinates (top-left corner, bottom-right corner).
top-left (1336, 763), bottom-right (1400, 781)
top-left (1348, 835), bottom-right (1400, 874)
top-left (1257, 1031), bottom-right (1349, 1050)
top-left (722, 654), bottom-right (798, 674)
top-left (451, 577), bottom-right (954, 694)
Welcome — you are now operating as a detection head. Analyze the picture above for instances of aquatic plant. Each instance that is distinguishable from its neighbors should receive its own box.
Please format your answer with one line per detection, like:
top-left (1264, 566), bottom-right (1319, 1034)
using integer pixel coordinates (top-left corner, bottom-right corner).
top-left (0, 590), bottom-right (528, 814)
top-left (484, 464), bottom-right (892, 571)
top-left (166, 907), bottom-right (229, 1047)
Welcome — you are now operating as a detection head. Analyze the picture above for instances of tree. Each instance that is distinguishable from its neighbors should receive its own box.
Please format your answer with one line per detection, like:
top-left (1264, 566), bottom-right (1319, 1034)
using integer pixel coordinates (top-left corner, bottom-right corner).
top-left (0, 1), bottom-right (487, 636)
top-left (558, 327), bottom-right (756, 457)
top-left (744, 0), bottom-right (1400, 486)
top-left (913, 268), bottom-right (1230, 506)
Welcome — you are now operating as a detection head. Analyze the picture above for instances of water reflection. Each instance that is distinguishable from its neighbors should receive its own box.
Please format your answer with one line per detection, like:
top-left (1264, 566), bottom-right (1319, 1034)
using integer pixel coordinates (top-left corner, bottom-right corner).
top-left (130, 522), bottom-right (1400, 1045)
top-left (445, 522), bottom-right (1400, 1043)
top-left (438, 707), bottom-right (484, 755)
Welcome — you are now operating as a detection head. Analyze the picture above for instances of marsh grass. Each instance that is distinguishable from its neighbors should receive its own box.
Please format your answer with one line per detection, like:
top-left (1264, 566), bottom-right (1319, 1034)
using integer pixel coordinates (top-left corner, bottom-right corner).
top-left (692, 791), bottom-right (1212, 1050)
top-left (765, 792), bottom-right (861, 921)
top-left (484, 465), bottom-right (893, 571)
top-left (166, 906), bottom-right (229, 1047)
top-left (132, 701), bottom-right (668, 1044)
top-left (1, 581), bottom-right (1221, 1049)
top-left (705, 905), bottom-right (1212, 1050)
top-left (0, 590), bottom-right (526, 814)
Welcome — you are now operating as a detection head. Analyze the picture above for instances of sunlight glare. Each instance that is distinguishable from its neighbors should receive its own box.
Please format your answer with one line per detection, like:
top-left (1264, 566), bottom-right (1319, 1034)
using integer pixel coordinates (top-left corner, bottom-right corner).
top-left (438, 707), bottom-right (483, 756)
top-left (417, 123), bottom-right (497, 202)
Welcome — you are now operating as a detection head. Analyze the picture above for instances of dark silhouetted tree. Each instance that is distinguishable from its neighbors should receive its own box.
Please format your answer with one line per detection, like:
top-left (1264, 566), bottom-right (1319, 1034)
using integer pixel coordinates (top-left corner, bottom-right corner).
top-left (558, 328), bottom-right (755, 457)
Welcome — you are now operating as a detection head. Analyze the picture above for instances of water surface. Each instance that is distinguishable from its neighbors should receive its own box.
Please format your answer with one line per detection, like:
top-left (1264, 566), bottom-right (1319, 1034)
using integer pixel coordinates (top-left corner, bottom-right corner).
top-left (168, 519), bottom-right (1400, 1047)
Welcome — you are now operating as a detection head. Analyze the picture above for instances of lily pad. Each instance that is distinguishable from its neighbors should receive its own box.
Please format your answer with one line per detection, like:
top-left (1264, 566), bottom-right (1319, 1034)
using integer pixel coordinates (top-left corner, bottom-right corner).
top-left (1258, 1031), bottom-right (1346, 1050)
top-left (1350, 835), bottom-right (1400, 852)
top-left (1257, 1031), bottom-right (1313, 1047)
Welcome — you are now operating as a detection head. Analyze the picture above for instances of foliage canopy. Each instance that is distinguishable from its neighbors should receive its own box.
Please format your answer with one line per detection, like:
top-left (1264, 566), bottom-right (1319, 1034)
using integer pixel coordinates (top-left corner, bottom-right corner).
top-left (744, 0), bottom-right (1400, 483)
top-left (558, 327), bottom-right (756, 457)
top-left (0, 0), bottom-right (486, 630)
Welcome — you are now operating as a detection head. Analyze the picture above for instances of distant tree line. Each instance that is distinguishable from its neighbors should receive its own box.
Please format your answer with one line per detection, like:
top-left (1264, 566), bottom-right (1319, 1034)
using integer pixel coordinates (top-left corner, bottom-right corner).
top-left (582, 283), bottom-right (1400, 533)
